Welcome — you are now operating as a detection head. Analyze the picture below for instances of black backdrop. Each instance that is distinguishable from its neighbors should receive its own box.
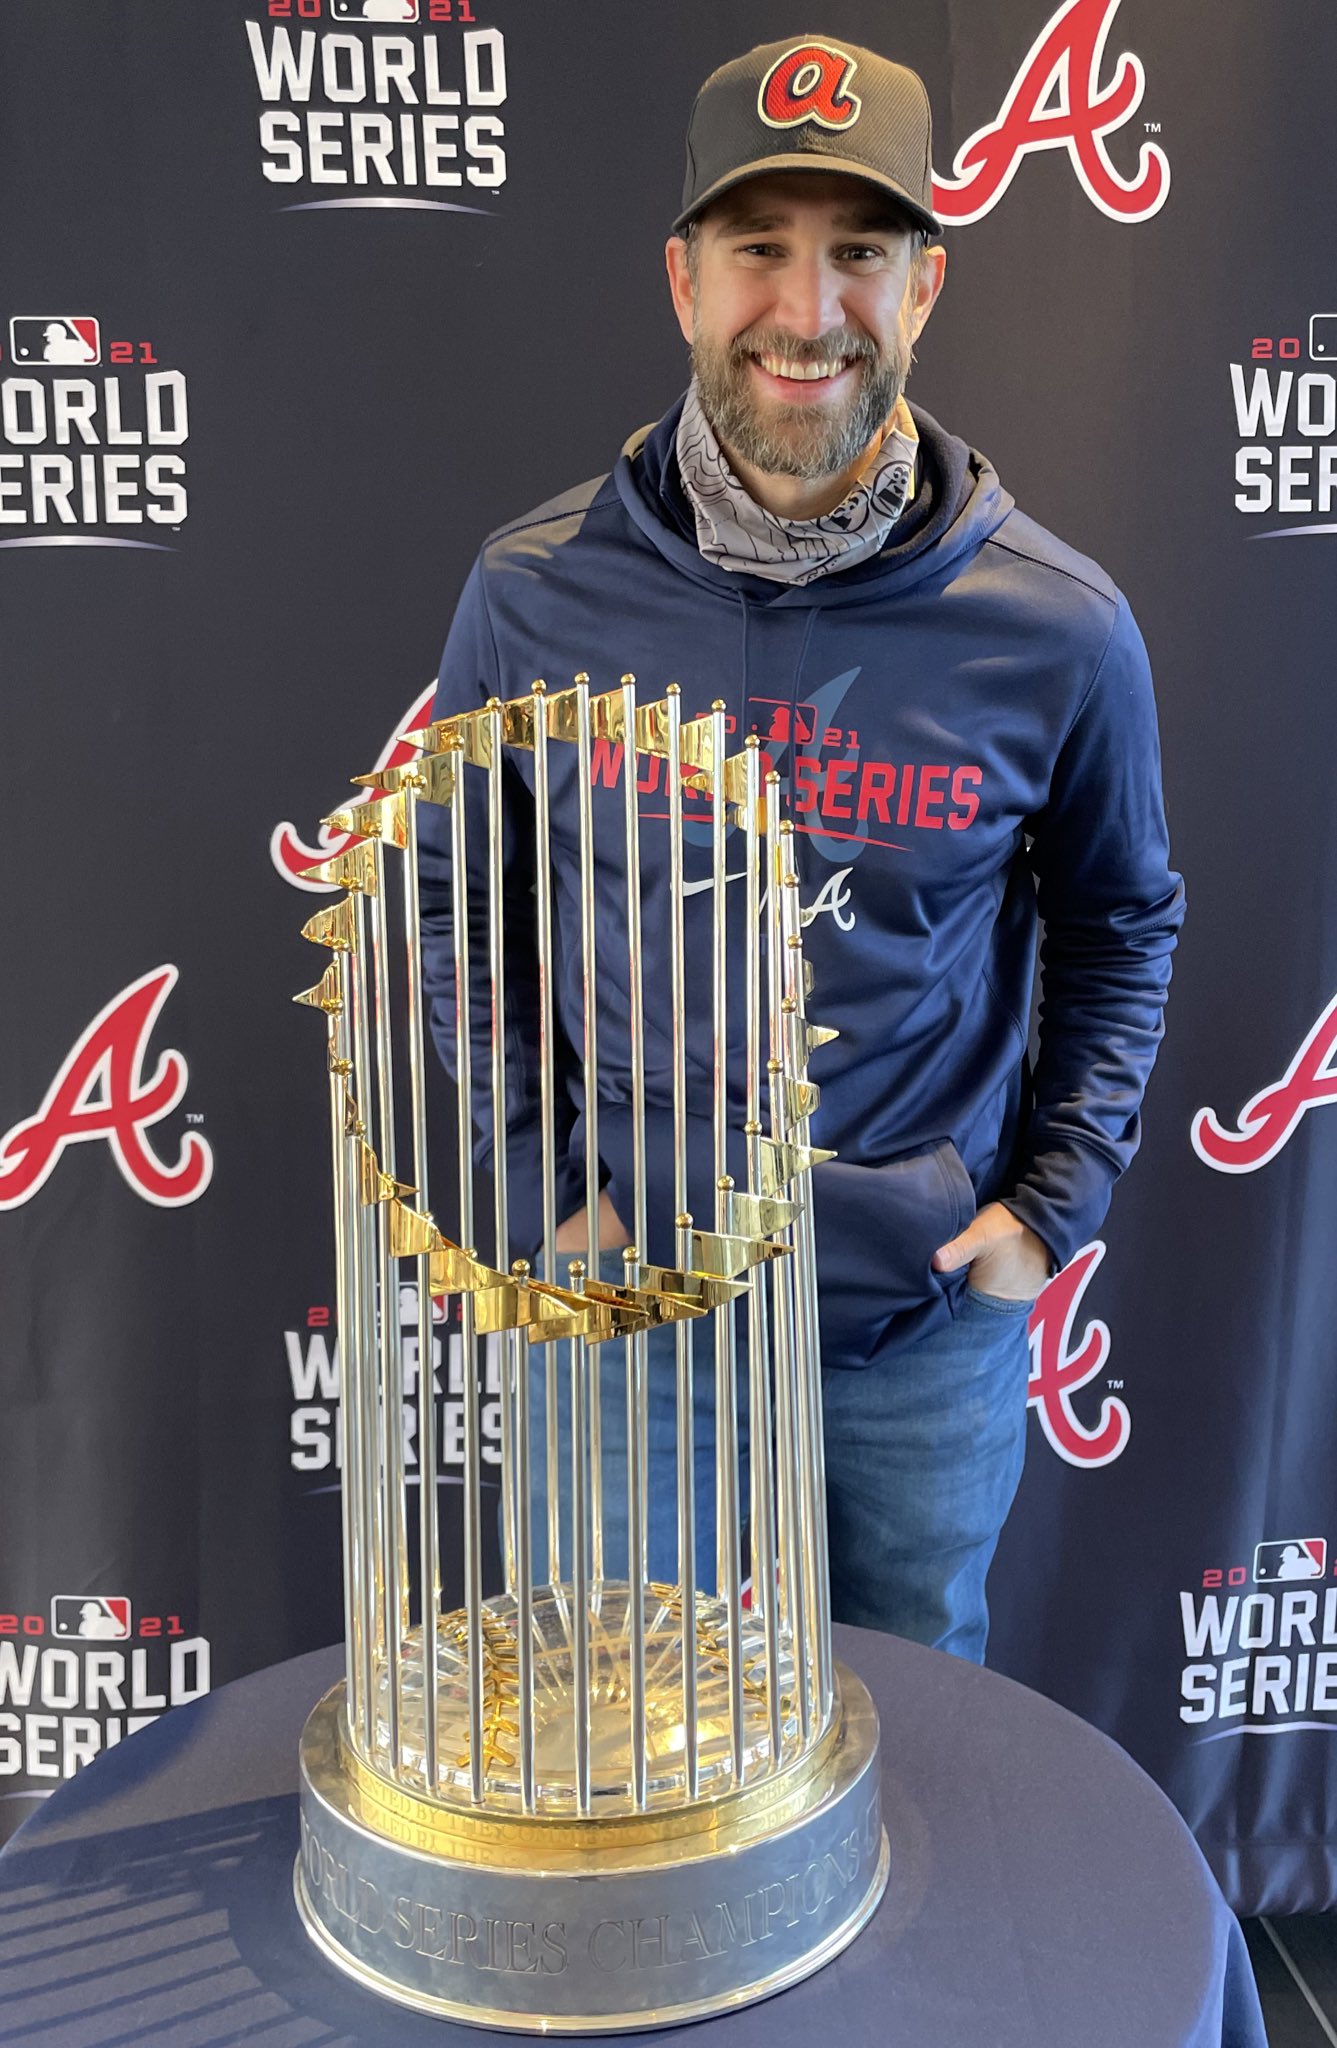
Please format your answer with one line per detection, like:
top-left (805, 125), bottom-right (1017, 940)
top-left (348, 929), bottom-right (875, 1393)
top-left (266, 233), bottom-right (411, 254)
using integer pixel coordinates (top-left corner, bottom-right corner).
top-left (5, 0), bottom-right (1337, 1916)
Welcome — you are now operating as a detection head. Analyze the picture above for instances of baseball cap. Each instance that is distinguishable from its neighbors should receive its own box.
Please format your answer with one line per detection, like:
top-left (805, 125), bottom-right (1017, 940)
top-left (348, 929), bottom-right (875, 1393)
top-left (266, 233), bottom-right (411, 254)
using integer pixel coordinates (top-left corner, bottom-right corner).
top-left (673, 37), bottom-right (942, 239)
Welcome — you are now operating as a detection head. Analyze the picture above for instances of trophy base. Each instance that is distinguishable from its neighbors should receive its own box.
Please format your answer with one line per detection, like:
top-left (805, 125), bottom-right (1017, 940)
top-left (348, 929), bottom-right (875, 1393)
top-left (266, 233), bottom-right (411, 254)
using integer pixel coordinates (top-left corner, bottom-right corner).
top-left (294, 1657), bottom-right (887, 2032)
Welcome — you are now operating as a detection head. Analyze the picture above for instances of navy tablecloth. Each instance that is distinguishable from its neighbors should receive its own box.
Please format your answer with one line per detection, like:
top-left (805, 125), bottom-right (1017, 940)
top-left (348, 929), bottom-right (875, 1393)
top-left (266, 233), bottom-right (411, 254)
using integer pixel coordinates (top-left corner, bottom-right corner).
top-left (0, 1627), bottom-right (1266, 2047)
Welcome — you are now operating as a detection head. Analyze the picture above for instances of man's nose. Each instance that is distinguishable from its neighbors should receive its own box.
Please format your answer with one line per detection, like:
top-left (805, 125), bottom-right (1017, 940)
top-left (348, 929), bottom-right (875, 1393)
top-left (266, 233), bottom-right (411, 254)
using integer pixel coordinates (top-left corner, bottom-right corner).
top-left (771, 257), bottom-right (846, 341)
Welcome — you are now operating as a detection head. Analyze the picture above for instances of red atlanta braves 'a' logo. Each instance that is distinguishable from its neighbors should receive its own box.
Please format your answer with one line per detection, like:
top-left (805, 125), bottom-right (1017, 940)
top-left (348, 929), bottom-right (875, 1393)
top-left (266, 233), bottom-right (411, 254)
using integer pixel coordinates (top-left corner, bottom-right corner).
top-left (758, 43), bottom-right (862, 133)
top-left (271, 679), bottom-right (436, 892)
top-left (0, 966), bottom-right (213, 1210)
top-left (932, 0), bottom-right (1169, 226)
top-left (1026, 1240), bottom-right (1129, 1466)
top-left (1192, 994), bottom-right (1337, 1173)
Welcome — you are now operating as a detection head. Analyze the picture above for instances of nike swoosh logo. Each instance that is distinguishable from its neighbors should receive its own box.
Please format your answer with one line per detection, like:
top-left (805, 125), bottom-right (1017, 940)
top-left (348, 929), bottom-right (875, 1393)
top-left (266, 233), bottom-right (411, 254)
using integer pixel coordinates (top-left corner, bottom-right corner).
top-left (682, 871), bottom-right (747, 896)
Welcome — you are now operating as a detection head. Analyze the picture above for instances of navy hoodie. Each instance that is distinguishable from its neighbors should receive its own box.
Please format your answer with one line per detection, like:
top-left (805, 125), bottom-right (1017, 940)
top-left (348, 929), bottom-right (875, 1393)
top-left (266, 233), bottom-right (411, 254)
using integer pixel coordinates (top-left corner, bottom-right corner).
top-left (418, 397), bottom-right (1185, 1359)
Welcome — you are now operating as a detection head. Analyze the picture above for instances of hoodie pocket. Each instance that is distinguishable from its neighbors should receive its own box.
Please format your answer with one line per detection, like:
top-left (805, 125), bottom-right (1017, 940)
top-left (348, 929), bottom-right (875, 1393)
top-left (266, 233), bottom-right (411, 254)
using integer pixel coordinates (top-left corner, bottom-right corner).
top-left (812, 1141), bottom-right (976, 1365)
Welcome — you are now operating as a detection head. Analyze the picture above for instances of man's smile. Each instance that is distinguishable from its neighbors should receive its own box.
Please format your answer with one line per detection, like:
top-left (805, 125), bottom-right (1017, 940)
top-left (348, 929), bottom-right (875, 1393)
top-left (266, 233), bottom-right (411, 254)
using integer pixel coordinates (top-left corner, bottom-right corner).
top-left (748, 352), bottom-right (861, 402)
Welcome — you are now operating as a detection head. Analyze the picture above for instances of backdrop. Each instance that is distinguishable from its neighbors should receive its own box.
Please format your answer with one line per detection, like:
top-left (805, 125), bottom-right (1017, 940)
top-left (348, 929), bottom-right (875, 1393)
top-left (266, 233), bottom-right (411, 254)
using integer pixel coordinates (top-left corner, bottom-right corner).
top-left (4, 0), bottom-right (1335, 1918)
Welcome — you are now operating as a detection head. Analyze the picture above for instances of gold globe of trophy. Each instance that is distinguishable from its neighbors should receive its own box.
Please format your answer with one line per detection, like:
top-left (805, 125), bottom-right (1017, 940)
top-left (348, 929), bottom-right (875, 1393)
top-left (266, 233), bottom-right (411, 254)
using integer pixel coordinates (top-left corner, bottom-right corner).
top-left (291, 674), bottom-right (888, 2029)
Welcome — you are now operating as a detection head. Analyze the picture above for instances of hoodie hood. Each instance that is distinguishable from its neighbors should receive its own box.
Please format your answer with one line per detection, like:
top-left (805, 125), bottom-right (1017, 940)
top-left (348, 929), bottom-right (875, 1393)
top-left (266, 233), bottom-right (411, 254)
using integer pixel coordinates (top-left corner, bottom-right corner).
top-left (613, 391), bottom-right (1014, 605)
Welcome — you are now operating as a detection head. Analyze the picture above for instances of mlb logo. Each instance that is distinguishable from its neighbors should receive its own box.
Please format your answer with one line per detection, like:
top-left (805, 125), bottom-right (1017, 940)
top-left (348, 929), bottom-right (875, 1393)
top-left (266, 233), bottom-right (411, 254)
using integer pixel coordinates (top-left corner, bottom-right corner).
top-left (9, 316), bottom-right (100, 367)
top-left (1310, 314), bottom-right (1337, 361)
top-left (1253, 1538), bottom-right (1326, 1583)
top-left (753, 699), bottom-right (818, 746)
top-left (51, 1595), bottom-right (131, 1639)
top-left (329, 0), bottom-right (420, 20)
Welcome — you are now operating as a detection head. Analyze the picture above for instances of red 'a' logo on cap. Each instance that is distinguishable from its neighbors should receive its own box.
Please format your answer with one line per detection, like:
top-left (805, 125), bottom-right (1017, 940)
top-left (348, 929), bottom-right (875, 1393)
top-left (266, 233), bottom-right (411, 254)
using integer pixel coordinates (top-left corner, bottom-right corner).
top-left (758, 44), bottom-right (862, 132)
top-left (0, 965), bottom-right (213, 1209)
top-left (932, 0), bottom-right (1169, 225)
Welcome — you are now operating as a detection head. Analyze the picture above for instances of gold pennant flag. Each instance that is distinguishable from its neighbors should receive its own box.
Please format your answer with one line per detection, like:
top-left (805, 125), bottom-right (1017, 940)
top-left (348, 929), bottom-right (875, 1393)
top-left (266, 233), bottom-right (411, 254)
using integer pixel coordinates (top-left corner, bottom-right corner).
top-left (542, 680), bottom-right (630, 746)
top-left (401, 712), bottom-right (490, 764)
top-left (356, 1140), bottom-right (414, 1207)
top-left (636, 1263), bottom-right (752, 1311)
top-left (792, 1019), bottom-right (839, 1061)
top-left (580, 1278), bottom-right (656, 1334)
top-left (301, 894), bottom-right (358, 952)
top-left (678, 715), bottom-right (714, 775)
top-left (726, 1190), bottom-right (803, 1237)
top-left (441, 708), bottom-right (493, 767)
top-left (298, 841), bottom-right (378, 894)
top-left (758, 1136), bottom-right (837, 1193)
top-left (428, 1236), bottom-right (510, 1297)
top-left (524, 1280), bottom-right (615, 1345)
top-left (587, 689), bottom-right (626, 744)
top-left (605, 1275), bottom-right (713, 1324)
top-left (780, 1077), bottom-right (821, 1124)
top-left (494, 693), bottom-right (538, 749)
top-left (634, 696), bottom-right (673, 757)
top-left (689, 1229), bottom-right (789, 1278)
top-left (688, 746), bottom-right (752, 800)
top-left (541, 685), bottom-right (585, 744)
top-left (322, 791), bottom-right (408, 849)
top-left (398, 721), bottom-right (446, 753)
top-left (474, 1279), bottom-right (534, 1334)
top-left (388, 1199), bottom-right (437, 1259)
top-left (352, 751), bottom-right (458, 805)
top-left (293, 961), bottom-right (342, 1013)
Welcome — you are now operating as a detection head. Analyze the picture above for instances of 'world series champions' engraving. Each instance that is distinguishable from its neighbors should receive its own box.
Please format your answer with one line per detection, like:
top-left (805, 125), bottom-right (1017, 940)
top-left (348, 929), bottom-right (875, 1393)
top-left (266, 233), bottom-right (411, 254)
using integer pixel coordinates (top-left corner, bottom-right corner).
top-left (300, 1794), bottom-right (881, 1979)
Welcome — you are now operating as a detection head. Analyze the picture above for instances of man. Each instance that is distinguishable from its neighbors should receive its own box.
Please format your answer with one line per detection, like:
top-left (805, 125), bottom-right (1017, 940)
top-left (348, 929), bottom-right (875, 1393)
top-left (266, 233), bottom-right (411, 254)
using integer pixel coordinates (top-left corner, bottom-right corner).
top-left (419, 38), bottom-right (1184, 1661)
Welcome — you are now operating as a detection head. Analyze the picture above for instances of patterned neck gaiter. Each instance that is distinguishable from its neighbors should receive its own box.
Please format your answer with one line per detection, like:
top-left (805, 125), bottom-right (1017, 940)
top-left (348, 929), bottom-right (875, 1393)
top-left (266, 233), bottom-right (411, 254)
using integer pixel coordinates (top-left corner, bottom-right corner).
top-left (675, 380), bottom-right (918, 587)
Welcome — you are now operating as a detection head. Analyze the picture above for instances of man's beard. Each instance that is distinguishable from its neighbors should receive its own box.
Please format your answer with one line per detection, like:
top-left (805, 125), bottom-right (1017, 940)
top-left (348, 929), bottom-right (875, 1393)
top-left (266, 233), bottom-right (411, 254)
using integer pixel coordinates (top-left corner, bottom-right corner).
top-left (691, 322), bottom-right (912, 483)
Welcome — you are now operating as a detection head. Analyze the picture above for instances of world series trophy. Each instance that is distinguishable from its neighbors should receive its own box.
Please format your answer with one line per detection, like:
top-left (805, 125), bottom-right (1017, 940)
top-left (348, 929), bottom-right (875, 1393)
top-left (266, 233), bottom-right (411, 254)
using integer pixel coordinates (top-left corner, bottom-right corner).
top-left (290, 674), bottom-right (888, 2030)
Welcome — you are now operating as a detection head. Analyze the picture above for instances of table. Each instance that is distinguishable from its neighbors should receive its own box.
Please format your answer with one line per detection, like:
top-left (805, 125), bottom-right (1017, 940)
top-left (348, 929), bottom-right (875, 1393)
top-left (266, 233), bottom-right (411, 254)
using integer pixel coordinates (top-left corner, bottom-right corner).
top-left (0, 1628), bottom-right (1266, 2047)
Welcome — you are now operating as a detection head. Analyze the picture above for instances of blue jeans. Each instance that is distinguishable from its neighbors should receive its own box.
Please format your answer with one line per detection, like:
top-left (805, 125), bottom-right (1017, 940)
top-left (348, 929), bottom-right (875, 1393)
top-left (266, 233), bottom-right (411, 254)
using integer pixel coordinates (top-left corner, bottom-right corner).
top-left (524, 1254), bottom-right (1031, 1665)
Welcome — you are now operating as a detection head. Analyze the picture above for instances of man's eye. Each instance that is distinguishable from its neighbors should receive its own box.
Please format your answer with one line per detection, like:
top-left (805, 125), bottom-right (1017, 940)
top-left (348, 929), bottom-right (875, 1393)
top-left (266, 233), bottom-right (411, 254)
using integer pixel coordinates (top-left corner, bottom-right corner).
top-left (840, 245), bottom-right (886, 263)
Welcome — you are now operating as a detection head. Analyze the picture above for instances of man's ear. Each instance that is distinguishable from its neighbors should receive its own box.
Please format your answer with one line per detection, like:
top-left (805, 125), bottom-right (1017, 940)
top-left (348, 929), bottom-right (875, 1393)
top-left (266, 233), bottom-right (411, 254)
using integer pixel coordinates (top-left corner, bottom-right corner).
top-left (665, 235), bottom-right (695, 346)
top-left (906, 244), bottom-right (947, 346)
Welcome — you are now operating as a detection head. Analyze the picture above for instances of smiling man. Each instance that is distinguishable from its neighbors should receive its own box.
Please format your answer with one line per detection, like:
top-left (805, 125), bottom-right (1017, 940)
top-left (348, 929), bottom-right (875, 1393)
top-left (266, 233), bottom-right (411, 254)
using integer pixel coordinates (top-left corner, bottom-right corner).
top-left (419, 38), bottom-right (1184, 1662)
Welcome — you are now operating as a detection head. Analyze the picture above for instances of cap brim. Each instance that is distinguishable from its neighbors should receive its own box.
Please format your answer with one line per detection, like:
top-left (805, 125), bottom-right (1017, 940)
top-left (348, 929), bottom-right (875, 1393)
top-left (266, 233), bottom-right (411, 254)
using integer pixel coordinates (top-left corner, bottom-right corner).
top-left (672, 154), bottom-right (942, 239)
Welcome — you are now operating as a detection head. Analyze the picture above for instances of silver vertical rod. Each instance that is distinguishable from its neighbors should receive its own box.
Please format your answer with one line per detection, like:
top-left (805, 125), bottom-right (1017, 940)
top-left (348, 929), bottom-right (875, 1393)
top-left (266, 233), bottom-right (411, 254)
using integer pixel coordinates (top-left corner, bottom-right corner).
top-left (450, 755), bottom-right (485, 1802)
top-left (367, 846), bottom-right (408, 1778)
top-left (486, 700), bottom-right (517, 1600)
top-left (532, 682), bottom-right (561, 1583)
top-left (780, 832), bottom-right (835, 1729)
top-left (742, 742), bottom-right (782, 1765)
top-left (328, 961), bottom-right (364, 1744)
top-left (666, 688), bottom-right (698, 1800)
top-left (621, 674), bottom-right (649, 1810)
top-left (765, 778), bottom-right (809, 1747)
top-left (674, 1215), bottom-right (698, 1801)
top-left (511, 1263), bottom-right (536, 1813)
top-left (403, 783), bottom-right (440, 1792)
top-left (710, 703), bottom-right (745, 1784)
top-left (341, 1089), bottom-right (372, 1761)
top-left (568, 1261), bottom-right (592, 1815)
top-left (574, 676), bottom-right (604, 1582)
top-left (349, 893), bottom-right (384, 1758)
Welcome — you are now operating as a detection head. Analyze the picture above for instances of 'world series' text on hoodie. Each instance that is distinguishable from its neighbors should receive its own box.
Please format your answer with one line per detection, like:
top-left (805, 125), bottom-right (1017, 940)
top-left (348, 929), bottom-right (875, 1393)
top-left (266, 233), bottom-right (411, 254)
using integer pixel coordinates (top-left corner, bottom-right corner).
top-left (418, 397), bottom-right (1185, 1358)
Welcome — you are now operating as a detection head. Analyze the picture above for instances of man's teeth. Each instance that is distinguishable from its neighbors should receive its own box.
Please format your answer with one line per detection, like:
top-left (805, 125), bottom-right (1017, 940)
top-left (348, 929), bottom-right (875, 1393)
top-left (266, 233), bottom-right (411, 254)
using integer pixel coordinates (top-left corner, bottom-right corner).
top-left (756, 354), bottom-right (848, 382)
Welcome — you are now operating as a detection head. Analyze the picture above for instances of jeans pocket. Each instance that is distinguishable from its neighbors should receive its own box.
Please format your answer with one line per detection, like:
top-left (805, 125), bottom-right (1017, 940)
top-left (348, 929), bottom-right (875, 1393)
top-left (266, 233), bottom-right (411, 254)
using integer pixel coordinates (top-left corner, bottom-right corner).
top-left (963, 1285), bottom-right (1036, 1316)
top-left (814, 1139), bottom-right (977, 1363)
